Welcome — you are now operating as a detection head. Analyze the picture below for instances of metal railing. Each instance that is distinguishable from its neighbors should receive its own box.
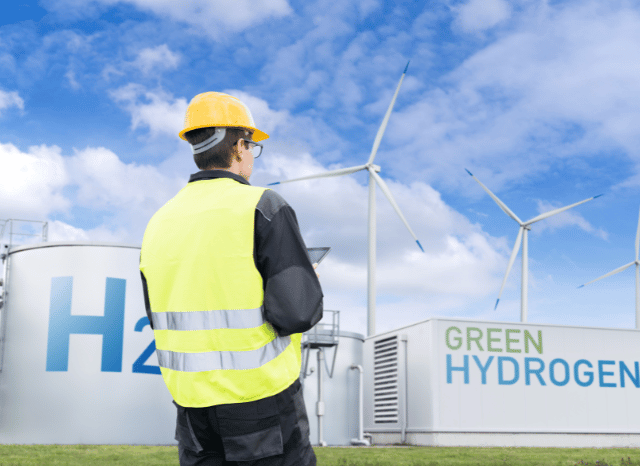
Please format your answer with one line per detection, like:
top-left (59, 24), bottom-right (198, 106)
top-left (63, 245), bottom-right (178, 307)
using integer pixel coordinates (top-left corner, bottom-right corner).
top-left (0, 219), bottom-right (48, 251)
top-left (0, 219), bottom-right (48, 372)
top-left (301, 310), bottom-right (339, 378)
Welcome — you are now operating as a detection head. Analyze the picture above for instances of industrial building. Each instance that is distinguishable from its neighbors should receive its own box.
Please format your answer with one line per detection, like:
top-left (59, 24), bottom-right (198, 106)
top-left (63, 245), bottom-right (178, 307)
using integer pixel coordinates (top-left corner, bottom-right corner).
top-left (0, 240), bottom-right (639, 448)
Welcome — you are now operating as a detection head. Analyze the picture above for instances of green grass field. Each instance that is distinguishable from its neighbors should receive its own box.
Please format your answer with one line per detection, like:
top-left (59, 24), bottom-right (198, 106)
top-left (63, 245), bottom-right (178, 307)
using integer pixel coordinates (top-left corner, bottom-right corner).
top-left (0, 445), bottom-right (638, 466)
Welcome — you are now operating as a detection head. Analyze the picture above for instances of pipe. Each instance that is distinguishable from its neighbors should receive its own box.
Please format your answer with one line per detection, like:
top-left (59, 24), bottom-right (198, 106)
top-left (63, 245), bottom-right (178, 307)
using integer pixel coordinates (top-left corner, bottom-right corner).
top-left (522, 227), bottom-right (529, 323)
top-left (367, 173), bottom-right (376, 338)
top-left (401, 334), bottom-right (408, 444)
top-left (350, 364), bottom-right (370, 446)
top-left (0, 246), bottom-right (10, 372)
top-left (636, 261), bottom-right (640, 330)
top-left (316, 348), bottom-right (327, 446)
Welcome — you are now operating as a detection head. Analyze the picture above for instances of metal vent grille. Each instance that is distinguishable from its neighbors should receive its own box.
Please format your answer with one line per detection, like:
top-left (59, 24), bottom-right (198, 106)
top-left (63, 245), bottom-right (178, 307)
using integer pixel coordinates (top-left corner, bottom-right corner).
top-left (373, 335), bottom-right (399, 424)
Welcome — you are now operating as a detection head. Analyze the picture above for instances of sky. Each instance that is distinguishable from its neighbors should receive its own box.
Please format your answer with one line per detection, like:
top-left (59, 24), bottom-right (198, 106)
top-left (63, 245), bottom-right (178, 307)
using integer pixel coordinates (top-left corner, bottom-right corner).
top-left (2, 0), bottom-right (640, 337)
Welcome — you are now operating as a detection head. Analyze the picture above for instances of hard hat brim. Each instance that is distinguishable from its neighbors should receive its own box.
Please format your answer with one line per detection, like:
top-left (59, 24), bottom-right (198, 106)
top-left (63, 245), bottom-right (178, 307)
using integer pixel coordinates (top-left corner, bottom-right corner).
top-left (179, 125), bottom-right (269, 142)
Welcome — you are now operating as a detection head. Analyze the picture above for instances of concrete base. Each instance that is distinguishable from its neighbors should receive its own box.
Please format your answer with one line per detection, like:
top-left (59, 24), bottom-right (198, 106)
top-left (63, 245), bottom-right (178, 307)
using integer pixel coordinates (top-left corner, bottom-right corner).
top-left (369, 432), bottom-right (640, 448)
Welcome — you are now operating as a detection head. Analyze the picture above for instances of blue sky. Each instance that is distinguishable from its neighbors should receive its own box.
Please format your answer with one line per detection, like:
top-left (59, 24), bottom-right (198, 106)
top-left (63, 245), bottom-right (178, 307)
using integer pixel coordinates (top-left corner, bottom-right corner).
top-left (2, 0), bottom-right (640, 335)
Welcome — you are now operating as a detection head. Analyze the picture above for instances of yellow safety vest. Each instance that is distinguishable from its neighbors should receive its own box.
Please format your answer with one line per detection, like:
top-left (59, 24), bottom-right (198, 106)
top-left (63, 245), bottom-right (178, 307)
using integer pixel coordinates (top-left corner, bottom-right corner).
top-left (140, 178), bottom-right (302, 407)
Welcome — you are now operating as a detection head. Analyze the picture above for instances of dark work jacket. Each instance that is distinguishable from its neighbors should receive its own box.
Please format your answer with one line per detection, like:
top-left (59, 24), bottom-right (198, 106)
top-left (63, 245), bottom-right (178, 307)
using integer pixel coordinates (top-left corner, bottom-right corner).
top-left (140, 169), bottom-right (324, 337)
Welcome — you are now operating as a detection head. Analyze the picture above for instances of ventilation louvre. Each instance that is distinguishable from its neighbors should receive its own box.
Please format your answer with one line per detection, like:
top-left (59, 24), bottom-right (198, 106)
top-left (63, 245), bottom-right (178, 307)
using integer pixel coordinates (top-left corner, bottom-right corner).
top-left (373, 335), bottom-right (398, 424)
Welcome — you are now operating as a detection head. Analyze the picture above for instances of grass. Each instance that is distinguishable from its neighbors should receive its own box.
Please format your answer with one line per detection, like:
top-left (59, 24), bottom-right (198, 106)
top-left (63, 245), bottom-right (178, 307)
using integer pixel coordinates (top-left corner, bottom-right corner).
top-left (315, 446), bottom-right (640, 466)
top-left (0, 445), bottom-right (638, 465)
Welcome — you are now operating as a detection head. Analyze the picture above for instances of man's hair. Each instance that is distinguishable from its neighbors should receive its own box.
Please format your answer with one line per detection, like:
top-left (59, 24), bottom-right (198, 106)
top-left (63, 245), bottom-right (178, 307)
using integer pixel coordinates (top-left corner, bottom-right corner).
top-left (184, 127), bottom-right (251, 170)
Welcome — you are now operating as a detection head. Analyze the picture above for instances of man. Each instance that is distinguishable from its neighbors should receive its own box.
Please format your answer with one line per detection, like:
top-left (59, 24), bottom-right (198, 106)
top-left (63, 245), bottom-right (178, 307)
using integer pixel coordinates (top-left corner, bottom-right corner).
top-left (140, 91), bottom-right (323, 465)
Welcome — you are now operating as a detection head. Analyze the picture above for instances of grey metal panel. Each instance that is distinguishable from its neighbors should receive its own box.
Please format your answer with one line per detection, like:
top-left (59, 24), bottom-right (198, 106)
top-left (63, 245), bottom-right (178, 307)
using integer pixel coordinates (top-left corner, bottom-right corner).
top-left (373, 336), bottom-right (399, 424)
top-left (364, 320), bottom-right (436, 435)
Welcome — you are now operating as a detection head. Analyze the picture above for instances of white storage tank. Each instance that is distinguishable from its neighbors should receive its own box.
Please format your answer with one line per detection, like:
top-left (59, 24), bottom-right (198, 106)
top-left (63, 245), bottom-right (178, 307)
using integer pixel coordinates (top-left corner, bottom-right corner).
top-left (301, 322), bottom-right (366, 446)
top-left (0, 242), bottom-right (176, 444)
top-left (0, 241), bottom-right (363, 447)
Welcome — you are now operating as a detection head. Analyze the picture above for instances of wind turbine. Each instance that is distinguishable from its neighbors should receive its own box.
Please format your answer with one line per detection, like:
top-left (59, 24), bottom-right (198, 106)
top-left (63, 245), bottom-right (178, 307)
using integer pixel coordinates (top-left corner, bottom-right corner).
top-left (578, 207), bottom-right (640, 329)
top-left (466, 169), bottom-right (601, 322)
top-left (268, 62), bottom-right (424, 337)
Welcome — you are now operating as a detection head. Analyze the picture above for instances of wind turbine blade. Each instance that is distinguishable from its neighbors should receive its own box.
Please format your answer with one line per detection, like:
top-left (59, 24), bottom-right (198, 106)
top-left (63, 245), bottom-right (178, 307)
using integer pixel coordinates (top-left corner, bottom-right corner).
top-left (369, 168), bottom-right (424, 252)
top-left (578, 262), bottom-right (635, 288)
top-left (267, 164), bottom-right (367, 185)
top-left (367, 62), bottom-right (410, 166)
top-left (495, 226), bottom-right (524, 310)
top-left (636, 206), bottom-right (640, 262)
top-left (525, 194), bottom-right (602, 225)
top-left (465, 169), bottom-right (523, 225)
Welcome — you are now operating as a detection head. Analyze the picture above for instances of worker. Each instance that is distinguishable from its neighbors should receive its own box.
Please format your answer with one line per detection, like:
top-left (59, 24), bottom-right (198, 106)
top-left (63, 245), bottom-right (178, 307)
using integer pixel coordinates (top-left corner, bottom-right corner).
top-left (139, 91), bottom-right (323, 465)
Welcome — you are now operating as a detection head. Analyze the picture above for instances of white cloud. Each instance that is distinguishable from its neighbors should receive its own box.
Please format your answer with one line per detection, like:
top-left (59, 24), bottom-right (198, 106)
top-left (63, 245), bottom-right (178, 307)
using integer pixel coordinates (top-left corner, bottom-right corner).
top-left (0, 140), bottom-right (185, 246)
top-left (101, 64), bottom-right (125, 82)
top-left (0, 143), bottom-right (69, 219)
top-left (47, 220), bottom-right (91, 242)
top-left (47, 220), bottom-right (138, 244)
top-left (388, 1), bottom-right (640, 191)
top-left (0, 89), bottom-right (24, 115)
top-left (133, 44), bottom-right (180, 75)
top-left (123, 0), bottom-right (292, 36)
top-left (533, 199), bottom-right (608, 240)
top-left (357, 0), bottom-right (381, 19)
top-left (42, 0), bottom-right (292, 37)
top-left (109, 84), bottom-right (188, 138)
top-left (453, 0), bottom-right (511, 33)
top-left (259, 3), bottom-right (407, 114)
top-left (68, 146), bottom-right (183, 212)
top-left (65, 69), bottom-right (81, 90)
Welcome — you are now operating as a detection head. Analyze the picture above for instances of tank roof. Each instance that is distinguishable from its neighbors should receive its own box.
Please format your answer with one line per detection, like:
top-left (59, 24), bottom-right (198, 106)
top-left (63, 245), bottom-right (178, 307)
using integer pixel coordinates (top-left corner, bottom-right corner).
top-left (7, 241), bottom-right (141, 255)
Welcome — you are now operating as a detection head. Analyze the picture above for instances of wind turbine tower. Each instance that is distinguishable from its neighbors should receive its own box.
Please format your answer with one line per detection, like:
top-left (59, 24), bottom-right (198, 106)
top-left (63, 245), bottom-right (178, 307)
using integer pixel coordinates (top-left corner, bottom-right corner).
top-left (578, 207), bottom-right (640, 329)
top-left (269, 63), bottom-right (424, 337)
top-left (466, 169), bottom-right (601, 322)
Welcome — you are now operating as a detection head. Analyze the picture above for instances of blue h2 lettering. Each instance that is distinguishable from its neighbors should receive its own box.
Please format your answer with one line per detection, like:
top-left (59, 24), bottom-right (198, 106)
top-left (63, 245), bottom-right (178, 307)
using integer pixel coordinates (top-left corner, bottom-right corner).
top-left (46, 276), bottom-right (125, 372)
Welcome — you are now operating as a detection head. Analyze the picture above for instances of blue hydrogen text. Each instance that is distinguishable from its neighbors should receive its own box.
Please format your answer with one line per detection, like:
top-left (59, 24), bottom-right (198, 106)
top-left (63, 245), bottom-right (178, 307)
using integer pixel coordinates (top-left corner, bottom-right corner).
top-left (446, 354), bottom-right (640, 388)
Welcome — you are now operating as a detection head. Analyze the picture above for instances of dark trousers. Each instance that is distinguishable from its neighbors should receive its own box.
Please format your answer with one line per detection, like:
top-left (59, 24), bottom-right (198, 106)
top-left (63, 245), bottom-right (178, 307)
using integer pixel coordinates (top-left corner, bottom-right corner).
top-left (174, 378), bottom-right (316, 466)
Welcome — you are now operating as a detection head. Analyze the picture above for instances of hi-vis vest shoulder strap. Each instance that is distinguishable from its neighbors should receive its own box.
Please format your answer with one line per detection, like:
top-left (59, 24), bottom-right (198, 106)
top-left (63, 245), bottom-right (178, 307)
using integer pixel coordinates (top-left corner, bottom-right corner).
top-left (140, 178), bottom-right (302, 407)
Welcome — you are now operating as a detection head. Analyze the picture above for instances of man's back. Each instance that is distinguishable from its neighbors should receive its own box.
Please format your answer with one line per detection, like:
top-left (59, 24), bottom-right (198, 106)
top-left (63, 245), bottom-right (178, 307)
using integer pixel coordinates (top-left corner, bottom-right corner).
top-left (141, 91), bottom-right (321, 465)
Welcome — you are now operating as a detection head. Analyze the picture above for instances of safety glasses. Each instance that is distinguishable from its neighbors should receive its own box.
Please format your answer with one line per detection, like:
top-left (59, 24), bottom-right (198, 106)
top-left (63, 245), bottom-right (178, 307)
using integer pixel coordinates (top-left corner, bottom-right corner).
top-left (237, 139), bottom-right (263, 158)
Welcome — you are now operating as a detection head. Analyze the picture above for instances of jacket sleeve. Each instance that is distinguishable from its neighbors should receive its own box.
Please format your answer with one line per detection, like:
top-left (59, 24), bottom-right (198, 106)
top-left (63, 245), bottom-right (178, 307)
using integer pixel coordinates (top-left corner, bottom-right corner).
top-left (140, 270), bottom-right (154, 330)
top-left (254, 190), bottom-right (323, 337)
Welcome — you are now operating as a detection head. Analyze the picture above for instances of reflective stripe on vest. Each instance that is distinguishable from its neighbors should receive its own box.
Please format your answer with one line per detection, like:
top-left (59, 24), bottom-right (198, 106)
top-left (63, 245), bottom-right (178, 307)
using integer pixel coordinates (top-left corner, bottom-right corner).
top-left (151, 307), bottom-right (265, 331)
top-left (156, 335), bottom-right (291, 372)
top-left (140, 178), bottom-right (302, 407)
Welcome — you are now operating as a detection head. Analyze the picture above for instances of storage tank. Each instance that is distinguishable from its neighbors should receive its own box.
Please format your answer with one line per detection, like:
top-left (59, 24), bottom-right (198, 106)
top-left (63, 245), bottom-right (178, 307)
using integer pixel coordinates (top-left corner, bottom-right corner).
top-left (301, 321), bottom-right (366, 446)
top-left (0, 242), bottom-right (176, 444)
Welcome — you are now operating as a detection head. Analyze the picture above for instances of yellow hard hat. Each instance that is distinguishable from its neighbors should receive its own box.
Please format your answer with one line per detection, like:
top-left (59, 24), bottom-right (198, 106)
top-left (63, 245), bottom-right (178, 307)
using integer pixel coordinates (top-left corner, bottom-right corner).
top-left (179, 92), bottom-right (269, 142)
